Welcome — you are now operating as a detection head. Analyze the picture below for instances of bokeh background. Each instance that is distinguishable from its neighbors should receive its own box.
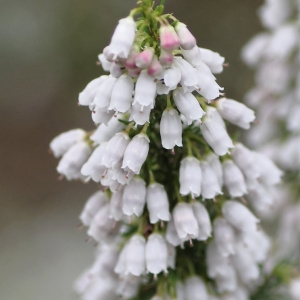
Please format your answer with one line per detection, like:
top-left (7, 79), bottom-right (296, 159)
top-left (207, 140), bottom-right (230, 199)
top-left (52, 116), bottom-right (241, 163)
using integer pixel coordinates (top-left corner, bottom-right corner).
top-left (0, 0), bottom-right (262, 299)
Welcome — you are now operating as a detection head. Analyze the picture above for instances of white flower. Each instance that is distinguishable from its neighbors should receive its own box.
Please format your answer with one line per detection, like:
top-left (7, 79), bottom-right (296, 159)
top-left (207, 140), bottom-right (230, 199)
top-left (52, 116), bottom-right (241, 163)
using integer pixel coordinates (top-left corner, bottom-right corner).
top-left (200, 107), bottom-right (234, 156)
top-left (222, 160), bottom-right (247, 198)
top-left (179, 156), bottom-right (202, 198)
top-left (173, 202), bottom-right (199, 240)
top-left (215, 266), bottom-right (237, 293)
top-left (79, 190), bottom-right (109, 226)
top-left (116, 275), bottom-right (141, 299)
top-left (145, 233), bottom-right (168, 275)
top-left (175, 22), bottom-right (196, 50)
top-left (222, 201), bottom-right (260, 233)
top-left (200, 161), bottom-right (222, 199)
top-left (161, 67), bottom-right (181, 89)
top-left (98, 53), bottom-right (112, 71)
top-left (90, 115), bottom-right (125, 145)
top-left (122, 133), bottom-right (150, 175)
top-left (173, 57), bottom-right (198, 91)
top-left (115, 235), bottom-right (146, 276)
top-left (91, 107), bottom-right (115, 125)
top-left (100, 132), bottom-right (130, 169)
top-left (173, 88), bottom-right (205, 125)
top-left (216, 98), bottom-right (255, 130)
top-left (184, 276), bottom-right (208, 300)
top-left (129, 102), bottom-right (152, 125)
top-left (213, 217), bottom-right (236, 257)
top-left (199, 48), bottom-right (225, 74)
top-left (50, 129), bottom-right (86, 158)
top-left (166, 243), bottom-right (176, 269)
top-left (87, 203), bottom-right (116, 242)
top-left (146, 183), bottom-right (170, 224)
top-left (181, 46), bottom-right (202, 67)
top-left (160, 108), bottom-right (183, 149)
top-left (94, 75), bottom-right (117, 109)
top-left (253, 152), bottom-right (282, 186)
top-left (166, 219), bottom-right (182, 247)
top-left (232, 243), bottom-right (260, 284)
top-left (206, 153), bottom-right (223, 187)
top-left (78, 76), bottom-right (108, 106)
top-left (231, 143), bottom-right (260, 180)
top-left (133, 70), bottom-right (157, 107)
top-left (57, 141), bottom-right (92, 181)
top-left (122, 177), bottom-right (146, 217)
top-left (105, 16), bottom-right (136, 60)
top-left (109, 189), bottom-right (124, 221)
top-left (108, 74), bottom-right (134, 113)
top-left (191, 201), bottom-right (212, 241)
top-left (81, 143), bottom-right (107, 182)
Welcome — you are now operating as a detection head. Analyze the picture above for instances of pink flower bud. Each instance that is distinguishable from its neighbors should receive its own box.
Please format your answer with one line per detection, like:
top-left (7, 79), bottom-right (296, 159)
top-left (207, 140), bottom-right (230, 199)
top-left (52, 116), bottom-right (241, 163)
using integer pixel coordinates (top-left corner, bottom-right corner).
top-left (159, 50), bottom-right (174, 66)
top-left (147, 57), bottom-right (163, 76)
top-left (175, 22), bottom-right (197, 50)
top-left (135, 48), bottom-right (154, 69)
top-left (159, 25), bottom-right (180, 51)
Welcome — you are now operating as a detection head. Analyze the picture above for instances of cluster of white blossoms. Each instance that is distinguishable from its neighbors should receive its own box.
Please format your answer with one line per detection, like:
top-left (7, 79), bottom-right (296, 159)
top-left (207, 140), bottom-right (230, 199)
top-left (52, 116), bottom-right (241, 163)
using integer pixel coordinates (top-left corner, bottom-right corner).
top-left (50, 0), bottom-right (282, 299)
top-left (242, 0), bottom-right (300, 298)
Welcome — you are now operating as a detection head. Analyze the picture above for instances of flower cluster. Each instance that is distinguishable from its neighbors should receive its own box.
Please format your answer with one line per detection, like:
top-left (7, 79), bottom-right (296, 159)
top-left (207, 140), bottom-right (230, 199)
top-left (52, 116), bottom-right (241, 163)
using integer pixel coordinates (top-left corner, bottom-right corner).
top-left (50, 1), bottom-right (281, 299)
top-left (242, 0), bottom-right (300, 297)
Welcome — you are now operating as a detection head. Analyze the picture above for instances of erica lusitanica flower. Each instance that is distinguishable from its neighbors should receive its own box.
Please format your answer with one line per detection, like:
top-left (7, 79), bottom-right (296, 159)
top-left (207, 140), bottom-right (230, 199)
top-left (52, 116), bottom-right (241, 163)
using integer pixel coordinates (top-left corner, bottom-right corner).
top-left (50, 0), bottom-right (282, 299)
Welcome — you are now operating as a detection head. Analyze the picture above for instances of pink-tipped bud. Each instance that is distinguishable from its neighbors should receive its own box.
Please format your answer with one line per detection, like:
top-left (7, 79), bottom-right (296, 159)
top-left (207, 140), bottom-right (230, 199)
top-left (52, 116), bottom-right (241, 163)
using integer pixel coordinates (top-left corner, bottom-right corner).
top-left (175, 22), bottom-right (197, 50)
top-left (159, 25), bottom-right (181, 51)
top-left (147, 57), bottom-right (163, 76)
top-left (135, 48), bottom-right (155, 69)
top-left (125, 45), bottom-right (140, 69)
top-left (159, 50), bottom-right (174, 66)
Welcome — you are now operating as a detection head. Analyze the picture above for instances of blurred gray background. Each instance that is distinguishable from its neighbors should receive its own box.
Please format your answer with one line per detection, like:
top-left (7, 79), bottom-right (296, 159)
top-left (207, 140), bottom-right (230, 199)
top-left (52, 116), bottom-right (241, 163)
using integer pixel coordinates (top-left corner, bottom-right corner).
top-left (0, 0), bottom-right (262, 299)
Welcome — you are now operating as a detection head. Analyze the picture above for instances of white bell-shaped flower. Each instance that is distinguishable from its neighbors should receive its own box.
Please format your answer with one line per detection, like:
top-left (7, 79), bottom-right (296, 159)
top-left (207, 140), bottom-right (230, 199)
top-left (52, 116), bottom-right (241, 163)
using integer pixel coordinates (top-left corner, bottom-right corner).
top-left (116, 275), bottom-right (141, 299)
top-left (232, 243), bottom-right (260, 284)
top-left (198, 48), bottom-right (225, 74)
top-left (145, 233), bottom-right (168, 275)
top-left (173, 57), bottom-right (198, 91)
top-left (91, 106), bottom-right (115, 125)
top-left (254, 152), bottom-right (282, 186)
top-left (184, 276), bottom-right (208, 300)
top-left (115, 235), bottom-right (146, 276)
top-left (206, 240), bottom-right (234, 278)
top-left (129, 102), bottom-right (152, 125)
top-left (206, 153), bottom-right (223, 187)
top-left (231, 143), bottom-right (260, 180)
top-left (160, 108), bottom-right (183, 150)
top-left (216, 98), bottom-right (255, 130)
top-left (191, 201), bottom-right (212, 241)
top-left (200, 108), bottom-right (234, 156)
top-left (166, 219), bottom-right (182, 247)
top-left (173, 202), bottom-right (199, 240)
top-left (50, 129), bottom-right (86, 158)
top-left (133, 70), bottom-right (157, 107)
top-left (90, 115), bottom-right (125, 145)
top-left (166, 243), bottom-right (176, 269)
top-left (179, 156), bottom-right (202, 198)
top-left (81, 143), bottom-right (107, 182)
top-left (213, 217), bottom-right (236, 257)
top-left (78, 76), bottom-right (108, 106)
top-left (173, 88), bottom-right (205, 125)
top-left (146, 183), bottom-right (170, 224)
top-left (181, 46), bottom-right (202, 67)
top-left (79, 190), bottom-right (109, 226)
top-left (222, 160), bottom-right (247, 198)
top-left (122, 133), bottom-right (150, 175)
top-left (98, 53), bottom-right (112, 71)
top-left (105, 16), bottom-right (136, 60)
top-left (109, 189), bottom-right (124, 221)
top-left (222, 201), bottom-right (260, 233)
top-left (100, 132), bottom-right (130, 169)
top-left (57, 141), bottom-right (92, 181)
top-left (200, 161), bottom-right (222, 199)
top-left (112, 161), bottom-right (134, 185)
top-left (87, 203), bottom-right (117, 242)
top-left (175, 22), bottom-right (196, 50)
top-left (215, 266), bottom-right (237, 293)
top-left (94, 75), bottom-right (117, 109)
top-left (122, 177), bottom-right (146, 217)
top-left (109, 74), bottom-right (134, 113)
